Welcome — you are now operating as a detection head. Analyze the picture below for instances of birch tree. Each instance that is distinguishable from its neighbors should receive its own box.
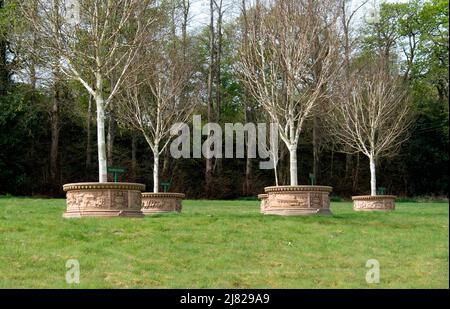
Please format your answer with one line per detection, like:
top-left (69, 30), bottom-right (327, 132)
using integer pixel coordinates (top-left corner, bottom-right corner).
top-left (117, 39), bottom-right (197, 193)
top-left (339, 0), bottom-right (369, 189)
top-left (238, 0), bottom-right (339, 186)
top-left (327, 61), bottom-right (412, 196)
top-left (20, 0), bottom-right (158, 183)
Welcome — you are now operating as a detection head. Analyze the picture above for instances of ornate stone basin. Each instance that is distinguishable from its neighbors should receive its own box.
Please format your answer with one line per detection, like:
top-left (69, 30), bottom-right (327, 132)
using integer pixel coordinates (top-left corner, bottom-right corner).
top-left (141, 192), bottom-right (185, 215)
top-left (63, 182), bottom-right (145, 218)
top-left (262, 185), bottom-right (333, 216)
top-left (352, 195), bottom-right (396, 211)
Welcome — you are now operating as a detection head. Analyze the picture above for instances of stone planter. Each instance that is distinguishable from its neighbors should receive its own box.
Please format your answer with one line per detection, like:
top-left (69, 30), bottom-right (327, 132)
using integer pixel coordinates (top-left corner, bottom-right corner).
top-left (263, 185), bottom-right (332, 216)
top-left (352, 195), bottom-right (396, 211)
top-left (141, 192), bottom-right (185, 215)
top-left (63, 182), bottom-right (146, 218)
top-left (257, 194), bottom-right (268, 214)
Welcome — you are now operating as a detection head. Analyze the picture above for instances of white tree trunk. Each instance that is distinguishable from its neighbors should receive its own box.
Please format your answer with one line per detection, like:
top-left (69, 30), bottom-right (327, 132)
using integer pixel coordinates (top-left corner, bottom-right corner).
top-left (153, 152), bottom-right (159, 193)
top-left (274, 163), bottom-right (279, 186)
top-left (95, 94), bottom-right (108, 183)
top-left (369, 155), bottom-right (376, 196)
top-left (289, 145), bottom-right (298, 186)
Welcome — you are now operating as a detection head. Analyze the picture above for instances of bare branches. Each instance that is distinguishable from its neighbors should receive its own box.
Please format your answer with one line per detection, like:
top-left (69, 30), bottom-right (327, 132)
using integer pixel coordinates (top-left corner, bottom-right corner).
top-left (239, 0), bottom-right (340, 146)
top-left (326, 60), bottom-right (413, 160)
top-left (116, 19), bottom-right (197, 192)
top-left (20, 0), bottom-right (159, 105)
top-left (238, 0), bottom-right (340, 185)
top-left (19, 0), bottom-right (161, 182)
top-left (117, 35), bottom-right (198, 156)
top-left (325, 56), bottom-right (413, 195)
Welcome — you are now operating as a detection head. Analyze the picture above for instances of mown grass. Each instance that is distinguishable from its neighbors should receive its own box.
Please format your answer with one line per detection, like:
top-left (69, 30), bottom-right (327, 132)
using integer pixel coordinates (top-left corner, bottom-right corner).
top-left (0, 197), bottom-right (448, 288)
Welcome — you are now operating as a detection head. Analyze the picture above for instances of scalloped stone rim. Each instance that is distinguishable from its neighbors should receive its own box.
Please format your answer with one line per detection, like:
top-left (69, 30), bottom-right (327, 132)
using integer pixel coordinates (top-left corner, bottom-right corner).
top-left (142, 192), bottom-right (186, 199)
top-left (352, 195), bottom-right (396, 200)
top-left (264, 185), bottom-right (333, 193)
top-left (63, 182), bottom-right (146, 192)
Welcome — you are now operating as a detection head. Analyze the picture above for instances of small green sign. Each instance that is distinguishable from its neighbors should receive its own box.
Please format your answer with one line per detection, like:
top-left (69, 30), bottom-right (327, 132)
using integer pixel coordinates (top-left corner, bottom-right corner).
top-left (108, 167), bottom-right (126, 173)
top-left (107, 167), bottom-right (126, 182)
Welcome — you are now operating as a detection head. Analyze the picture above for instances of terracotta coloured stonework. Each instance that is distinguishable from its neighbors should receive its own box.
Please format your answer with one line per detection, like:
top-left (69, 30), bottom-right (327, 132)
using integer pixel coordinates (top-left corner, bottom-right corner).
top-left (63, 182), bottom-right (146, 218)
top-left (141, 192), bottom-right (185, 215)
top-left (352, 195), bottom-right (396, 211)
top-left (262, 185), bottom-right (332, 216)
top-left (257, 194), bottom-right (268, 213)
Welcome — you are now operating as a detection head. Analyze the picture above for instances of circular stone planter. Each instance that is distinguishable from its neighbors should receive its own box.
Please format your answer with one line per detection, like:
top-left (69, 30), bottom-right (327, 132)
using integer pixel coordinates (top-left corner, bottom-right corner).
top-left (63, 182), bottom-right (146, 218)
top-left (352, 195), bottom-right (396, 211)
top-left (263, 185), bottom-right (332, 216)
top-left (141, 192), bottom-right (185, 215)
top-left (257, 194), bottom-right (268, 214)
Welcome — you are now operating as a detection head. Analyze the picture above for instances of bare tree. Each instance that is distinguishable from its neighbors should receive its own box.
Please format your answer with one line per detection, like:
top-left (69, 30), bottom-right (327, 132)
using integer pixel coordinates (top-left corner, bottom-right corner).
top-left (20, 0), bottom-right (158, 183)
top-left (326, 61), bottom-right (412, 196)
top-left (205, 0), bottom-right (215, 193)
top-left (117, 40), bottom-right (197, 193)
top-left (238, 0), bottom-right (340, 186)
top-left (161, 0), bottom-right (192, 181)
top-left (339, 0), bottom-right (369, 188)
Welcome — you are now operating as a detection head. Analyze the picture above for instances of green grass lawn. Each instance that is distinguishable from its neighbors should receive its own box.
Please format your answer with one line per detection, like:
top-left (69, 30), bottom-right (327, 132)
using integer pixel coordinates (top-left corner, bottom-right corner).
top-left (0, 197), bottom-right (448, 288)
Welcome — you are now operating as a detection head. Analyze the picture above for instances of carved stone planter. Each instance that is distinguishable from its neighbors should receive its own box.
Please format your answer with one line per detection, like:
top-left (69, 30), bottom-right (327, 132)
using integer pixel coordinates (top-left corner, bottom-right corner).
top-left (263, 185), bottom-right (332, 216)
top-left (63, 182), bottom-right (146, 218)
top-left (141, 192), bottom-right (185, 215)
top-left (257, 194), bottom-right (268, 214)
top-left (352, 195), bottom-right (396, 211)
